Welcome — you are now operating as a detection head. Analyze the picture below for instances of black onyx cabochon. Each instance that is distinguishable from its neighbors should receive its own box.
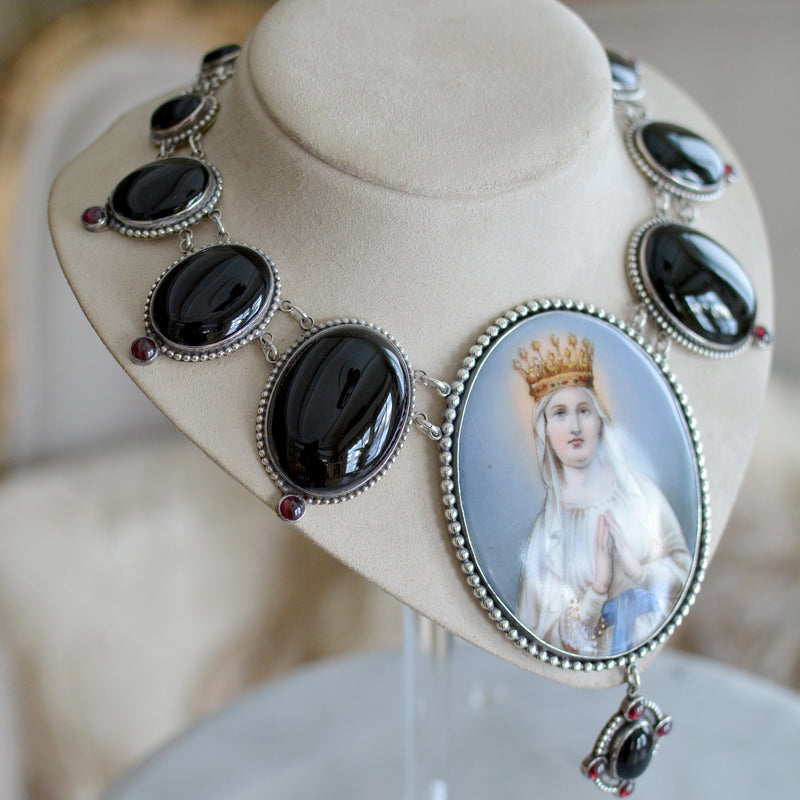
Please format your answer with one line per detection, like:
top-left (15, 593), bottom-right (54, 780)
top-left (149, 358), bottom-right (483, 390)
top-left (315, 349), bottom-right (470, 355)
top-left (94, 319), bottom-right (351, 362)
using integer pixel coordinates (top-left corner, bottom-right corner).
top-left (150, 244), bottom-right (274, 349)
top-left (201, 43), bottom-right (241, 71)
top-left (614, 727), bottom-right (655, 781)
top-left (642, 223), bottom-right (756, 347)
top-left (639, 122), bottom-right (725, 191)
top-left (268, 325), bottom-right (412, 497)
top-left (150, 94), bottom-right (204, 134)
top-left (110, 157), bottom-right (211, 223)
top-left (607, 50), bottom-right (640, 93)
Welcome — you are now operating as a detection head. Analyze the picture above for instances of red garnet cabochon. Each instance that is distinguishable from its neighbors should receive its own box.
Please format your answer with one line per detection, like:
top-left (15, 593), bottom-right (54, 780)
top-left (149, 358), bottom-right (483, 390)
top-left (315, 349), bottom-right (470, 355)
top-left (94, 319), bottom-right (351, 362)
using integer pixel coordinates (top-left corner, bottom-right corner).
top-left (278, 495), bottom-right (306, 522)
top-left (130, 336), bottom-right (159, 363)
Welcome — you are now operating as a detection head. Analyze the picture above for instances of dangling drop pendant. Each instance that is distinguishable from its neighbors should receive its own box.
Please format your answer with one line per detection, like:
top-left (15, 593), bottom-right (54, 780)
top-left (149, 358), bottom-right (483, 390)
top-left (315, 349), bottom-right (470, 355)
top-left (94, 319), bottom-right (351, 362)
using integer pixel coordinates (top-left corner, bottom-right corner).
top-left (582, 666), bottom-right (672, 797)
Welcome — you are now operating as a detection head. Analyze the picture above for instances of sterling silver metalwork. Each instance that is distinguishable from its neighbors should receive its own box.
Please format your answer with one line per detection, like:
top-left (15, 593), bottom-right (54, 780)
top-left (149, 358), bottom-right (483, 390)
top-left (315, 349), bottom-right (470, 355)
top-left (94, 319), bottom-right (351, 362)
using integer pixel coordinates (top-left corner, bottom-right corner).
top-left (440, 298), bottom-right (710, 672)
top-left (256, 319), bottom-right (416, 504)
top-left (143, 241), bottom-right (281, 361)
top-left (106, 158), bottom-right (223, 238)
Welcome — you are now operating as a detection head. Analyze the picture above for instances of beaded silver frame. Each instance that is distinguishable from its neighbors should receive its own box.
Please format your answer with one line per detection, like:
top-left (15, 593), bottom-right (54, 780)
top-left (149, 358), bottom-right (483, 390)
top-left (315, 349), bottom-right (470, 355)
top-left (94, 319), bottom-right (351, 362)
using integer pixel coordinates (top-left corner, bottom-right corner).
top-left (627, 217), bottom-right (754, 358)
top-left (624, 119), bottom-right (728, 203)
top-left (106, 158), bottom-right (223, 238)
top-left (149, 93), bottom-right (220, 149)
top-left (256, 319), bottom-right (416, 504)
top-left (440, 299), bottom-right (710, 673)
top-left (143, 241), bottom-right (281, 361)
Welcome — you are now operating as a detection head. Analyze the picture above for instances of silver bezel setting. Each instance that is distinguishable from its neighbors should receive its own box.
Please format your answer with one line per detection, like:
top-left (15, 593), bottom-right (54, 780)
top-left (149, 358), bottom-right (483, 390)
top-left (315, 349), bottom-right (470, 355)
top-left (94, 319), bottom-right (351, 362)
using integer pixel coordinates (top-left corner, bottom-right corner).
top-left (256, 319), bottom-right (415, 505)
top-left (441, 299), bottom-right (710, 672)
top-left (607, 50), bottom-right (644, 102)
top-left (200, 44), bottom-right (241, 74)
top-left (107, 158), bottom-right (223, 238)
top-left (628, 217), bottom-right (752, 358)
top-left (582, 694), bottom-right (671, 795)
top-left (143, 241), bottom-right (281, 361)
top-left (149, 93), bottom-right (220, 149)
top-left (626, 119), bottom-right (726, 202)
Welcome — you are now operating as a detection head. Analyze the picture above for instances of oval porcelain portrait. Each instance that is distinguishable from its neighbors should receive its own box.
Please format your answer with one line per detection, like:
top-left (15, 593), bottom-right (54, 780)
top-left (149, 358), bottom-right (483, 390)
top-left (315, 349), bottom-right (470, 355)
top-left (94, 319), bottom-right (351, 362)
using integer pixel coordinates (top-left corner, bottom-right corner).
top-left (447, 302), bottom-right (708, 666)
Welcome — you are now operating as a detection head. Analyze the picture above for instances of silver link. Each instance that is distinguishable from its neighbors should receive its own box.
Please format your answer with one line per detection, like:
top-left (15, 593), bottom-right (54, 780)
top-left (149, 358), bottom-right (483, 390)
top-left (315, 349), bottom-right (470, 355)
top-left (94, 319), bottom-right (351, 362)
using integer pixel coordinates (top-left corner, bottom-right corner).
top-left (626, 663), bottom-right (641, 697)
top-left (260, 332), bottom-right (279, 363)
top-left (655, 331), bottom-right (672, 360)
top-left (209, 209), bottom-right (230, 243)
top-left (677, 197), bottom-right (697, 224)
top-left (188, 133), bottom-right (205, 159)
top-left (279, 300), bottom-right (314, 331)
top-left (413, 412), bottom-right (442, 441)
top-left (179, 227), bottom-right (194, 253)
top-left (622, 100), bottom-right (647, 124)
top-left (413, 369), bottom-right (452, 397)
top-left (654, 189), bottom-right (671, 217)
top-left (630, 304), bottom-right (648, 333)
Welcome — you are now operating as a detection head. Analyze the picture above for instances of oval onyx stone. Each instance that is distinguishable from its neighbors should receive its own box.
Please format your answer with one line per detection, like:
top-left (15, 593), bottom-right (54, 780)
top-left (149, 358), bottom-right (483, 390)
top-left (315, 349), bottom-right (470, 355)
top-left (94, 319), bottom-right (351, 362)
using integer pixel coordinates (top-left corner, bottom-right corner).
top-left (151, 94), bottom-right (204, 134)
top-left (639, 122), bottom-right (725, 191)
top-left (150, 244), bottom-right (275, 349)
top-left (268, 325), bottom-right (412, 497)
top-left (615, 726), bottom-right (654, 780)
top-left (643, 224), bottom-right (756, 347)
top-left (201, 43), bottom-right (241, 71)
top-left (110, 157), bottom-right (210, 223)
top-left (607, 50), bottom-right (640, 94)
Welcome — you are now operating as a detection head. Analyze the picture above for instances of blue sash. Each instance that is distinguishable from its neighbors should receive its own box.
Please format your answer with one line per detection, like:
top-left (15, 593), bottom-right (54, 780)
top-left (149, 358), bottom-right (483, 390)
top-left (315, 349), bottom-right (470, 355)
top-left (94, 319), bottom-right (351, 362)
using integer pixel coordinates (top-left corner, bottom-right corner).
top-left (602, 588), bottom-right (659, 652)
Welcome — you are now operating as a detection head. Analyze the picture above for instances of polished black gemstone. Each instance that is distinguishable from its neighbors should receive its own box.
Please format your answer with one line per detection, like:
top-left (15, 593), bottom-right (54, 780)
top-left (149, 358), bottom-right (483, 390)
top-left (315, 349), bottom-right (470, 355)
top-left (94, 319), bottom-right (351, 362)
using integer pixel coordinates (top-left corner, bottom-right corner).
top-left (643, 224), bottom-right (756, 346)
top-left (269, 325), bottom-right (411, 497)
top-left (150, 244), bottom-right (274, 349)
top-left (110, 158), bottom-right (210, 223)
top-left (201, 44), bottom-right (241, 71)
top-left (640, 122), bottom-right (725, 190)
top-left (151, 94), bottom-right (203, 133)
top-left (607, 50), bottom-right (640, 93)
top-left (615, 726), bottom-right (654, 780)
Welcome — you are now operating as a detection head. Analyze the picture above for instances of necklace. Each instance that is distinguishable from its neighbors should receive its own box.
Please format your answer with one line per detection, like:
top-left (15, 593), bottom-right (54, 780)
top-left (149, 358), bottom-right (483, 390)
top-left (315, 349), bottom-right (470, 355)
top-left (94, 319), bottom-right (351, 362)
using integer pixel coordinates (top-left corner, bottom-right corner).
top-left (79, 43), bottom-right (770, 796)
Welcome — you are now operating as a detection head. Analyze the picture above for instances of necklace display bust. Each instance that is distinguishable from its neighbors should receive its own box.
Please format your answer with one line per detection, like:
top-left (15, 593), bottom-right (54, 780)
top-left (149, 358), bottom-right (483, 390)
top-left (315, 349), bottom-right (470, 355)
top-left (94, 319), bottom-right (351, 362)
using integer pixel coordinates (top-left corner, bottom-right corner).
top-left (49, 0), bottom-right (772, 690)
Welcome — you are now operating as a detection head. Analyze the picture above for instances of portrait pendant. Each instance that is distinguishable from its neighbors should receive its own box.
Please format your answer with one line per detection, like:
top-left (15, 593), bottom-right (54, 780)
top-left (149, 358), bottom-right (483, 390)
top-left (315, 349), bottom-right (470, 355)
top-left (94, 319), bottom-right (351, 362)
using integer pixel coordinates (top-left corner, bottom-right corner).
top-left (441, 299), bottom-right (710, 795)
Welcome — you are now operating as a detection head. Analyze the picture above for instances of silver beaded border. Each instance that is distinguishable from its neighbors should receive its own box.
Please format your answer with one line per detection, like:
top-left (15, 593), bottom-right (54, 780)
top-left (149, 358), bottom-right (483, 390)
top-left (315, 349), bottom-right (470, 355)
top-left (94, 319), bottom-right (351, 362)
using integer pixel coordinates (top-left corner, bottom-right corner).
top-left (107, 158), bottom-right (223, 238)
top-left (143, 241), bottom-right (281, 361)
top-left (441, 299), bottom-right (711, 672)
top-left (607, 50), bottom-right (644, 102)
top-left (628, 218), bottom-right (752, 358)
top-left (149, 93), bottom-right (220, 149)
top-left (199, 44), bottom-right (241, 91)
top-left (256, 319), bottom-right (415, 504)
top-left (625, 119), bottom-right (726, 202)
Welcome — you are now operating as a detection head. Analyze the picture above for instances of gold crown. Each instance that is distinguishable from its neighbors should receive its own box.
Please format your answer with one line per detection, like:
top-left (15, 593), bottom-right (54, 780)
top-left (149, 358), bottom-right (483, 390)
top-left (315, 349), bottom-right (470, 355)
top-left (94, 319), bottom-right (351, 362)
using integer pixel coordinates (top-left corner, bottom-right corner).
top-left (514, 334), bottom-right (594, 403)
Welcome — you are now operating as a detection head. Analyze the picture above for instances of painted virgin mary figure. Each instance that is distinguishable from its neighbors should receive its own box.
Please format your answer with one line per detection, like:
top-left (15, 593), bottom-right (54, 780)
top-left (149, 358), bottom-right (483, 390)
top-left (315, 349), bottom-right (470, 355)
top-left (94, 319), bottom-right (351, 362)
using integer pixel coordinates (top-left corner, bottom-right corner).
top-left (514, 334), bottom-right (692, 657)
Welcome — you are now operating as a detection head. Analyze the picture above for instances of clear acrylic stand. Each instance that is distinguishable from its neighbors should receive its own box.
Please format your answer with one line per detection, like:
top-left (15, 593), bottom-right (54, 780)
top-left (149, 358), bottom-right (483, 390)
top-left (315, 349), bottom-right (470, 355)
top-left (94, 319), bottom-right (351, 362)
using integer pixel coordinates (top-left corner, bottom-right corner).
top-left (399, 601), bottom-right (797, 800)
top-left (94, 604), bottom-right (799, 800)
top-left (403, 608), bottom-right (454, 800)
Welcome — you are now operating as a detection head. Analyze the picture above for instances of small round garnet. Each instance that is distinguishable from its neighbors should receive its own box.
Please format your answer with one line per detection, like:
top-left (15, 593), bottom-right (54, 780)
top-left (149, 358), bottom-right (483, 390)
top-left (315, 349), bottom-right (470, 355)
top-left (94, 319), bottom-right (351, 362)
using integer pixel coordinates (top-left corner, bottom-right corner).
top-left (656, 718), bottom-right (673, 737)
top-left (725, 163), bottom-right (739, 183)
top-left (626, 700), bottom-right (645, 721)
top-left (585, 757), bottom-right (607, 781)
top-left (130, 336), bottom-right (159, 364)
top-left (619, 781), bottom-right (635, 798)
top-left (753, 325), bottom-right (772, 347)
top-left (81, 205), bottom-right (107, 230)
top-left (278, 494), bottom-right (306, 523)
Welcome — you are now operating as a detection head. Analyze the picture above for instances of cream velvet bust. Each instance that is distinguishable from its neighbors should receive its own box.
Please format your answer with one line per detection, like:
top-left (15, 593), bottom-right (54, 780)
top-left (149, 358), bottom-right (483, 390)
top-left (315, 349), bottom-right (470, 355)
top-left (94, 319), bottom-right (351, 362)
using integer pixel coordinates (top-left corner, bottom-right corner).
top-left (49, 0), bottom-right (772, 688)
